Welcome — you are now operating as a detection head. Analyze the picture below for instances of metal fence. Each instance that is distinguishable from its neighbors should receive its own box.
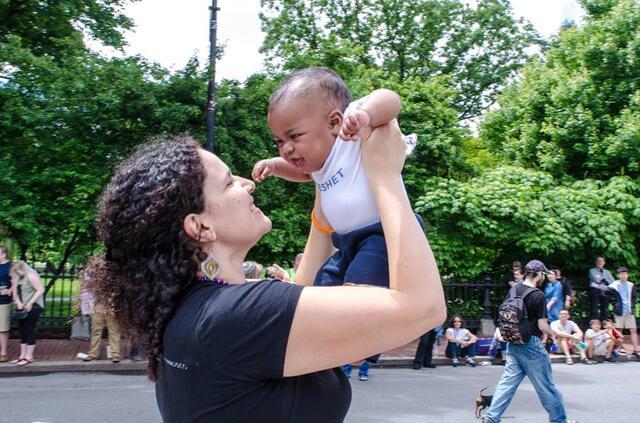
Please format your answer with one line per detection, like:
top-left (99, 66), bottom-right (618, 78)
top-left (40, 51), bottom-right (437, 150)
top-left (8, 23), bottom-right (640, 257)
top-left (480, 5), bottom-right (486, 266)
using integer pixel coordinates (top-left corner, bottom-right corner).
top-left (29, 267), bottom-right (613, 335)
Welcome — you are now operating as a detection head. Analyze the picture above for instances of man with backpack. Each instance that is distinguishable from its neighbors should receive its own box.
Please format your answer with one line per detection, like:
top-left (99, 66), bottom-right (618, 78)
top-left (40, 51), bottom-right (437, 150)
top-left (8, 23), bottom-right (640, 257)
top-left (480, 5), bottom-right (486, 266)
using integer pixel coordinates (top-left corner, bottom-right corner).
top-left (483, 260), bottom-right (572, 423)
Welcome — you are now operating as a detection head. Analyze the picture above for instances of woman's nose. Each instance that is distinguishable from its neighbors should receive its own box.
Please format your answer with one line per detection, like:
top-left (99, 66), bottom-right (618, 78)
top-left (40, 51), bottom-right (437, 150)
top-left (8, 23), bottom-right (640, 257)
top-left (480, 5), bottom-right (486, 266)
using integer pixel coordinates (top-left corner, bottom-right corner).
top-left (241, 177), bottom-right (255, 194)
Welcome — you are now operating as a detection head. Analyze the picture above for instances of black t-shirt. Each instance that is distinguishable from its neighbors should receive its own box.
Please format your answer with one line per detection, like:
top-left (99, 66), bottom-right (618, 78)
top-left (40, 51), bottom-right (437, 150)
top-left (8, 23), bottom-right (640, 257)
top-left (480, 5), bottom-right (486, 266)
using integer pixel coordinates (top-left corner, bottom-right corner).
top-left (512, 283), bottom-right (547, 338)
top-left (0, 262), bottom-right (12, 305)
top-left (156, 279), bottom-right (351, 423)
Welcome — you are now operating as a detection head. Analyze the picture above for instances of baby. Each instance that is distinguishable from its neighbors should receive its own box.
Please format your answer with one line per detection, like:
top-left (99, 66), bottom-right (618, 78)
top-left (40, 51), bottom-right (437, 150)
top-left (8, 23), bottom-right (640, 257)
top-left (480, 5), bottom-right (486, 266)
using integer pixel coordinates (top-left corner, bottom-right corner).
top-left (252, 67), bottom-right (418, 288)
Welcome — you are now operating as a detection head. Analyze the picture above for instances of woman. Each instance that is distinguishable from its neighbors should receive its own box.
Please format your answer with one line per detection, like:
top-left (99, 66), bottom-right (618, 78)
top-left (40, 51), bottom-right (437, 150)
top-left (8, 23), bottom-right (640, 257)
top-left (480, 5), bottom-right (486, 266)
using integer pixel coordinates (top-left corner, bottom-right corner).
top-left (86, 124), bottom-right (445, 422)
top-left (9, 260), bottom-right (45, 366)
top-left (445, 314), bottom-right (478, 367)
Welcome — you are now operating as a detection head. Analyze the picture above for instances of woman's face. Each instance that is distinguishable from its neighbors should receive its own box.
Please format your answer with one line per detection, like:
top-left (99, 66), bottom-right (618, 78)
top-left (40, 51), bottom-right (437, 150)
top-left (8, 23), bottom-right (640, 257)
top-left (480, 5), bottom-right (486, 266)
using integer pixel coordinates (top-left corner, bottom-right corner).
top-left (197, 150), bottom-right (271, 248)
top-left (453, 317), bottom-right (462, 328)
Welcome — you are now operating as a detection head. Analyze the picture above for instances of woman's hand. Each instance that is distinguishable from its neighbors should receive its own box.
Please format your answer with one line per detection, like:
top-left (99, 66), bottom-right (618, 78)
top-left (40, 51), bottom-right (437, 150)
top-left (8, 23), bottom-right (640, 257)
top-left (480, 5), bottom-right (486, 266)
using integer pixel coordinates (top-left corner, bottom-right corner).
top-left (361, 120), bottom-right (406, 185)
top-left (15, 301), bottom-right (25, 310)
top-left (24, 303), bottom-right (33, 312)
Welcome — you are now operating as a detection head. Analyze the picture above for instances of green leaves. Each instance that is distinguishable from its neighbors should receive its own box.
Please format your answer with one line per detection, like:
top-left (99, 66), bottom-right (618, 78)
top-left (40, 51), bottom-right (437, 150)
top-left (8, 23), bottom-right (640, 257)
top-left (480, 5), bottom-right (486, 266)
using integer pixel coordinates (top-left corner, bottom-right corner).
top-left (482, 0), bottom-right (640, 179)
top-left (260, 0), bottom-right (540, 120)
top-left (416, 167), bottom-right (640, 278)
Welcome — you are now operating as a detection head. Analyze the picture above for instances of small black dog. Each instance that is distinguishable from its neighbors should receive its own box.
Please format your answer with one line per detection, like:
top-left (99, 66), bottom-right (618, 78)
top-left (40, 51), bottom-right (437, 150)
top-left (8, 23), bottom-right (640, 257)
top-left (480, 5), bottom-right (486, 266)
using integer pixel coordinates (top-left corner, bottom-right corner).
top-left (475, 387), bottom-right (493, 419)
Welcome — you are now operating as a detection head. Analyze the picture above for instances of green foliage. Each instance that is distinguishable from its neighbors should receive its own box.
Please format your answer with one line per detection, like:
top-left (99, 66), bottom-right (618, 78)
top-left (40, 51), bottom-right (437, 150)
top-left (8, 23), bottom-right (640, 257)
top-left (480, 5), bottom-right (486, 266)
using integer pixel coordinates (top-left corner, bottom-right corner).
top-left (481, 0), bottom-right (640, 179)
top-left (415, 166), bottom-right (640, 279)
top-left (0, 0), bottom-right (135, 57)
top-left (260, 0), bottom-right (540, 120)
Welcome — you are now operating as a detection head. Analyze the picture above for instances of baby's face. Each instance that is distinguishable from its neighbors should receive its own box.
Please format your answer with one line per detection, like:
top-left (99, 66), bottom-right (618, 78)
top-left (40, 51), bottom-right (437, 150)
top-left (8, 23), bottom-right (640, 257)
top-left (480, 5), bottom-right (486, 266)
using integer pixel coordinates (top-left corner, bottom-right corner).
top-left (268, 96), bottom-right (340, 174)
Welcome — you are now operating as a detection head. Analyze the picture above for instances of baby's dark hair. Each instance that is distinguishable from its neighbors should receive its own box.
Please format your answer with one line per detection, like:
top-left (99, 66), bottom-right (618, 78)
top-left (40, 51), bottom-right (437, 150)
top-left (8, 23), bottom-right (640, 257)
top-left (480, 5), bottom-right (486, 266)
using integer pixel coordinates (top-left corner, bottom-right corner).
top-left (269, 67), bottom-right (352, 113)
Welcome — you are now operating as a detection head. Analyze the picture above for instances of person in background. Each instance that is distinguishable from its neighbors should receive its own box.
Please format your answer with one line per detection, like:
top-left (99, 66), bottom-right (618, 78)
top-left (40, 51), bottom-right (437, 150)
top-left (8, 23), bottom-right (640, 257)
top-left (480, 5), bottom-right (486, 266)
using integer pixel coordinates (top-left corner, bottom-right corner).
top-left (243, 261), bottom-right (264, 280)
top-left (588, 257), bottom-right (614, 320)
top-left (603, 319), bottom-right (625, 356)
top-left (482, 260), bottom-right (570, 423)
top-left (488, 327), bottom-right (507, 363)
top-left (81, 274), bottom-right (122, 363)
top-left (341, 360), bottom-right (370, 381)
top-left (9, 260), bottom-right (45, 366)
top-left (266, 253), bottom-right (303, 283)
top-left (550, 309), bottom-right (591, 365)
top-left (608, 267), bottom-right (639, 358)
top-left (445, 315), bottom-right (477, 367)
top-left (413, 328), bottom-right (437, 370)
top-left (544, 271), bottom-right (563, 322)
top-left (507, 268), bottom-right (525, 288)
top-left (0, 246), bottom-right (11, 362)
top-left (585, 319), bottom-right (614, 362)
top-left (553, 268), bottom-right (574, 310)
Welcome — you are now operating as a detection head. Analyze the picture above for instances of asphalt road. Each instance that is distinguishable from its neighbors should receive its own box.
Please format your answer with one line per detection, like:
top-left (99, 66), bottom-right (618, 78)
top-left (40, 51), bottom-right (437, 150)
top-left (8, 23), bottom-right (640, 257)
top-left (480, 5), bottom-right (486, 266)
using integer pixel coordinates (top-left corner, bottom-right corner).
top-left (1, 362), bottom-right (638, 422)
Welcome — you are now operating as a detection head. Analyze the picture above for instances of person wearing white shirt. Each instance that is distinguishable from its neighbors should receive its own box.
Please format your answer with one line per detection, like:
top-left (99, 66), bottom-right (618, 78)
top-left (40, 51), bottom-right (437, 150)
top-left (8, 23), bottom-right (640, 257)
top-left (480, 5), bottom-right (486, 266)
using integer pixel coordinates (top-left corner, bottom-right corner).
top-left (550, 309), bottom-right (591, 365)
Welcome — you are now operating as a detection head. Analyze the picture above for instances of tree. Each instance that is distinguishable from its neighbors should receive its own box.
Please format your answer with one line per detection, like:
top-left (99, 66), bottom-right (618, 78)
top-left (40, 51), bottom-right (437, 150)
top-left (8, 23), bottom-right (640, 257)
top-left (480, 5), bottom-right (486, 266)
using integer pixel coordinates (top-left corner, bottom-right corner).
top-left (415, 167), bottom-right (640, 279)
top-left (259, 0), bottom-right (540, 119)
top-left (481, 0), bottom-right (640, 179)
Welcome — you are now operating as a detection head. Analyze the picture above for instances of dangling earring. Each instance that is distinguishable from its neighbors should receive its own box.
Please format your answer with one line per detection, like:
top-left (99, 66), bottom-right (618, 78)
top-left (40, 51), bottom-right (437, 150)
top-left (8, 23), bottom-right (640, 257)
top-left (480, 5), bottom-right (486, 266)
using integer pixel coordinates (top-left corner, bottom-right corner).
top-left (201, 248), bottom-right (221, 280)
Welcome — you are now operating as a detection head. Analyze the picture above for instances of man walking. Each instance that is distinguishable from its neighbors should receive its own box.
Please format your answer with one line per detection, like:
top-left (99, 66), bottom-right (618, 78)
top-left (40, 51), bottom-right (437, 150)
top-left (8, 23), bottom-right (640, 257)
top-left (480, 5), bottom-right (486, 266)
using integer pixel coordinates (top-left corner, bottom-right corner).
top-left (588, 257), bottom-right (614, 320)
top-left (483, 260), bottom-right (572, 423)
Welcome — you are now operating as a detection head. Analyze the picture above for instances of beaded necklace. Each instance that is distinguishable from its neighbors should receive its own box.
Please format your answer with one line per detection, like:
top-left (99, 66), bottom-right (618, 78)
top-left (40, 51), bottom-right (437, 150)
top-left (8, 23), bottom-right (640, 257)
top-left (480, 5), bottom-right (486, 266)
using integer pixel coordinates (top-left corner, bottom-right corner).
top-left (196, 275), bottom-right (230, 286)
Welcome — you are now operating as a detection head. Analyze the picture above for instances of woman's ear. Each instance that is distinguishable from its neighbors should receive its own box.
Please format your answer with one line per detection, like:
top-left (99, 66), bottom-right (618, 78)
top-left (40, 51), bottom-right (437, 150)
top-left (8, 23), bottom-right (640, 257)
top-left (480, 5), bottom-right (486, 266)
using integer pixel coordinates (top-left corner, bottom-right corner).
top-left (328, 109), bottom-right (343, 137)
top-left (183, 213), bottom-right (216, 243)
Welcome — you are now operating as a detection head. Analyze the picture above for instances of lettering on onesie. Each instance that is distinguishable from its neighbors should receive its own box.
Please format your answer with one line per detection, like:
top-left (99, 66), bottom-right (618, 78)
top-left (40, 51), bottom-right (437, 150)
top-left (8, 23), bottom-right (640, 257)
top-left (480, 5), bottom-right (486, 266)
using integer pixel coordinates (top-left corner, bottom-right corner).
top-left (317, 168), bottom-right (345, 192)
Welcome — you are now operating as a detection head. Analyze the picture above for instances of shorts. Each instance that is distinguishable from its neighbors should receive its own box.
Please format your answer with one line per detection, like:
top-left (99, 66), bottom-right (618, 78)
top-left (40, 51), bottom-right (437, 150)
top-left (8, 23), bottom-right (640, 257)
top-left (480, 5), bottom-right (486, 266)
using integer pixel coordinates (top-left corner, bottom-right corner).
top-left (593, 343), bottom-right (609, 356)
top-left (0, 303), bottom-right (11, 332)
top-left (314, 214), bottom-right (424, 288)
top-left (614, 313), bottom-right (637, 329)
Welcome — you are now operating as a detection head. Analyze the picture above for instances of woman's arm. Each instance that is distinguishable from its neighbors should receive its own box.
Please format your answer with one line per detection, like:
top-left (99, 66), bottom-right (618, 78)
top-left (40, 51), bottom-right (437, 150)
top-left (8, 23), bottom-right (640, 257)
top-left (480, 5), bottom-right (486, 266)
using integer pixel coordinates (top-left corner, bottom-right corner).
top-left (10, 276), bottom-right (23, 308)
top-left (283, 122), bottom-right (446, 377)
top-left (467, 331), bottom-right (478, 344)
top-left (445, 329), bottom-right (455, 343)
top-left (24, 271), bottom-right (44, 311)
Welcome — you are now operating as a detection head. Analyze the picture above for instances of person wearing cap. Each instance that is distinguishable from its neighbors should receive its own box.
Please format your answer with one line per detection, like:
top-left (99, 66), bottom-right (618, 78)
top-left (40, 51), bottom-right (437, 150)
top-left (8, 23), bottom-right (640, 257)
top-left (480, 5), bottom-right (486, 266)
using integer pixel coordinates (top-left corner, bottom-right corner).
top-left (483, 260), bottom-right (572, 423)
top-left (588, 257), bottom-right (615, 321)
top-left (608, 267), bottom-right (639, 358)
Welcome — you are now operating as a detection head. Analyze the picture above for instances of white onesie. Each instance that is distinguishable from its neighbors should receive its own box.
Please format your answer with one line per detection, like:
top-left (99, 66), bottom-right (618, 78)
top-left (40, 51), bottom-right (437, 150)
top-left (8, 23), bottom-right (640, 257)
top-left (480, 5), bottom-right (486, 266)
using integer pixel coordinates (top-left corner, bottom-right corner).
top-left (310, 101), bottom-right (416, 234)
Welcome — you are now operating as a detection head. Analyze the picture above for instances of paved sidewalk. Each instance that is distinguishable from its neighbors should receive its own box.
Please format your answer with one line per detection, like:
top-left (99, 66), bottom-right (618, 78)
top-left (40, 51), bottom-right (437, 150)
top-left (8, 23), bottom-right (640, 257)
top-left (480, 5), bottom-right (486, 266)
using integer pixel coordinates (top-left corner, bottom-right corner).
top-left (2, 336), bottom-right (638, 375)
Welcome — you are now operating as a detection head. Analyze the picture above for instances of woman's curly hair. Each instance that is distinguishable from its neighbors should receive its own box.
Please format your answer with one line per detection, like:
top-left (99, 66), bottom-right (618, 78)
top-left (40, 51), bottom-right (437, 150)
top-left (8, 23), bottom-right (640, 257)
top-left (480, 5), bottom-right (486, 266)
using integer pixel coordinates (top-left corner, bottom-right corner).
top-left (86, 136), bottom-right (206, 380)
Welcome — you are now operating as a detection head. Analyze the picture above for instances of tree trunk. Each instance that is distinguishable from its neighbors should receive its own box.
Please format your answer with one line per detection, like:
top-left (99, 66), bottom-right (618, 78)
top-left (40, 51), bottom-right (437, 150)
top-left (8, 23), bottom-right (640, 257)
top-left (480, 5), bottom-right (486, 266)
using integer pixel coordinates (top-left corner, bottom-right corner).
top-left (44, 228), bottom-right (80, 294)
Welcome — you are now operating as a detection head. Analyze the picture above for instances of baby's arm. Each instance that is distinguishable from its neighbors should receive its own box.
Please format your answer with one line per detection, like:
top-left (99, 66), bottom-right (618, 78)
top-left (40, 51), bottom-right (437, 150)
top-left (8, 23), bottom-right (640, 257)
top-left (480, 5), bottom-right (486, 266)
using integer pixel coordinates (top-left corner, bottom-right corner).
top-left (252, 157), bottom-right (312, 183)
top-left (340, 89), bottom-right (401, 140)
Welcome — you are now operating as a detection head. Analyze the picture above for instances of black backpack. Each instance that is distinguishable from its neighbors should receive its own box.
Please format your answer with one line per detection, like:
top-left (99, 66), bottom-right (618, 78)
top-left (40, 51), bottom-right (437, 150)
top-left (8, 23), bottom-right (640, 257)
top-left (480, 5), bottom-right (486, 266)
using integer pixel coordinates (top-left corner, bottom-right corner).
top-left (498, 285), bottom-right (536, 344)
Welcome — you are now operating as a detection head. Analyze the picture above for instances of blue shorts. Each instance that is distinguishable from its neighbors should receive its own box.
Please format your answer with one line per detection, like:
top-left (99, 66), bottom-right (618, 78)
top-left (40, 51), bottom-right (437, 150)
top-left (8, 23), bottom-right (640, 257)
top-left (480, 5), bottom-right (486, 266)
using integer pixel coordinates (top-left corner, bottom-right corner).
top-left (314, 214), bottom-right (424, 288)
top-left (314, 214), bottom-right (424, 363)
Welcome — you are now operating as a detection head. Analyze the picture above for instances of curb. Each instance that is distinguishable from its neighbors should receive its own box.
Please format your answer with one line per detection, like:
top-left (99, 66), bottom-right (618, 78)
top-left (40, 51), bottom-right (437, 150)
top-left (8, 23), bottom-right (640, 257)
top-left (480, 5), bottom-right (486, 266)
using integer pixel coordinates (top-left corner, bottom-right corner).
top-left (1, 354), bottom-right (636, 376)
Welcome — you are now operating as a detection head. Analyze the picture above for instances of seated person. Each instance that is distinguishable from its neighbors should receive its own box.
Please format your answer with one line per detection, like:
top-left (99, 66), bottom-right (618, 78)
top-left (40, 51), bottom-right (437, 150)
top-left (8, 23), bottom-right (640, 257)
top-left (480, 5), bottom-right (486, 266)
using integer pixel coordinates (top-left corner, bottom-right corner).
top-left (585, 319), bottom-right (615, 362)
top-left (603, 319), bottom-right (625, 354)
top-left (550, 309), bottom-right (591, 365)
top-left (445, 315), bottom-right (477, 367)
top-left (488, 327), bottom-right (507, 363)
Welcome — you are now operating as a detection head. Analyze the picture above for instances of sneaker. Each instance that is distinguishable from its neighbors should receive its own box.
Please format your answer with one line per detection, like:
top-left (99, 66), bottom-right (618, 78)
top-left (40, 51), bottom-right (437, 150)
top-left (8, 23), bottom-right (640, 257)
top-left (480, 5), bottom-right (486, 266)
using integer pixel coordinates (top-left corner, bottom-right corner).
top-left (604, 356), bottom-right (615, 362)
top-left (112, 358), bottom-right (122, 364)
top-left (358, 375), bottom-right (369, 381)
top-left (580, 358), bottom-right (592, 365)
top-left (452, 358), bottom-right (459, 367)
top-left (589, 359), bottom-right (598, 364)
top-left (465, 358), bottom-right (476, 367)
top-left (632, 351), bottom-right (640, 359)
top-left (611, 350), bottom-right (620, 357)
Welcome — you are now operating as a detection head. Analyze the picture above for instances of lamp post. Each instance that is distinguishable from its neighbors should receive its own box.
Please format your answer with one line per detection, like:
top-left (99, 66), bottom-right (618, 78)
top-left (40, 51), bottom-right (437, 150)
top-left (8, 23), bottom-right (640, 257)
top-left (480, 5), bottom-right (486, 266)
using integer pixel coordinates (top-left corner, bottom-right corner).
top-left (206, 0), bottom-right (219, 153)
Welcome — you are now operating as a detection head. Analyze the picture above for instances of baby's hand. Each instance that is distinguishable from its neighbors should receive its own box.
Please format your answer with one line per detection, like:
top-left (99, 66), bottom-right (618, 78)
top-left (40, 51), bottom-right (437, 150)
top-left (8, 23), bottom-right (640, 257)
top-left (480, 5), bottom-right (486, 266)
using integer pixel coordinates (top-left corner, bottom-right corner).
top-left (252, 158), bottom-right (277, 182)
top-left (339, 110), bottom-right (371, 141)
